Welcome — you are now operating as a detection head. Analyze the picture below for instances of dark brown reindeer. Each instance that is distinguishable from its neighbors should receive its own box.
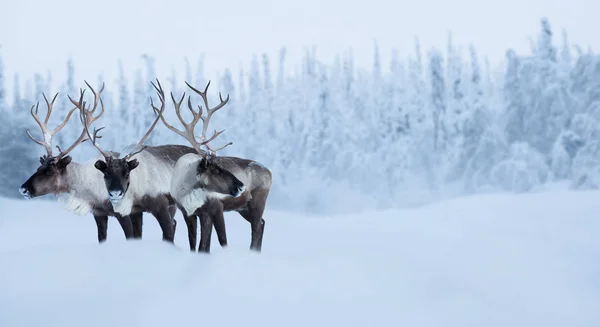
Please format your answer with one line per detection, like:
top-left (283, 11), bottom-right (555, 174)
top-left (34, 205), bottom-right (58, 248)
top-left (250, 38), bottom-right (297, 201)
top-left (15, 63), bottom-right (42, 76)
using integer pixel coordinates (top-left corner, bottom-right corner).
top-left (160, 80), bottom-right (273, 252)
top-left (72, 79), bottom-right (228, 243)
top-left (18, 84), bottom-right (139, 242)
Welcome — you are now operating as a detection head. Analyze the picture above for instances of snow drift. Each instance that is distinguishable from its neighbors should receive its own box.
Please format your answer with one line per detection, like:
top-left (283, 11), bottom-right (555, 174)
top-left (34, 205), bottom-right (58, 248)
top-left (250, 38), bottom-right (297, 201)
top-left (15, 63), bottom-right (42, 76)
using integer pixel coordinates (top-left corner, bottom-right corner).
top-left (0, 190), bottom-right (599, 327)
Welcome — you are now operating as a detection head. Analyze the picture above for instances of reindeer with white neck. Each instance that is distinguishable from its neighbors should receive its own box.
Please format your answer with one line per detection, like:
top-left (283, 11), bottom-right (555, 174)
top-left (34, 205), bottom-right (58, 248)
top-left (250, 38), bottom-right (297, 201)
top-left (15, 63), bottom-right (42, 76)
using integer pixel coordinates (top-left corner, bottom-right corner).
top-left (18, 84), bottom-right (139, 242)
top-left (159, 81), bottom-right (272, 252)
top-left (73, 80), bottom-right (240, 244)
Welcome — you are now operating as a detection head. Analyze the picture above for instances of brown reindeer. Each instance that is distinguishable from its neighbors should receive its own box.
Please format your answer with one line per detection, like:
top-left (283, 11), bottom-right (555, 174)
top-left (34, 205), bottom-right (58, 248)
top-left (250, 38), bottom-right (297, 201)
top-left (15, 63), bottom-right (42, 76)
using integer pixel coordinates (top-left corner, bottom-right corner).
top-left (18, 85), bottom-right (140, 242)
top-left (160, 80), bottom-right (272, 252)
top-left (72, 80), bottom-right (240, 244)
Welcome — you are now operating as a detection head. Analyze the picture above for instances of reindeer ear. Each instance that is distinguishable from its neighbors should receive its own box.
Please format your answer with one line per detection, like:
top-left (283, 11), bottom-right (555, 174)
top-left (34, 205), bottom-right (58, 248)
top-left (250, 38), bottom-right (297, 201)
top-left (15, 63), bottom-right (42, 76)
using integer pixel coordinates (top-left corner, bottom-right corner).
top-left (57, 156), bottom-right (72, 169)
top-left (94, 160), bottom-right (107, 172)
top-left (127, 159), bottom-right (139, 171)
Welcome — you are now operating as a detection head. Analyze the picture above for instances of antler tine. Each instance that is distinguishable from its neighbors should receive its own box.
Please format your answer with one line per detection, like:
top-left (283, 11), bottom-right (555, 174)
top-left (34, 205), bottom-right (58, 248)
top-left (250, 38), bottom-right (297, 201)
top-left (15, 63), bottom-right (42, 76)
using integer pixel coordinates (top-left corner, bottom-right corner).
top-left (25, 91), bottom-right (78, 158)
top-left (150, 79), bottom-right (166, 116)
top-left (184, 80), bottom-right (232, 155)
top-left (187, 95), bottom-right (200, 116)
top-left (150, 80), bottom-right (186, 138)
top-left (155, 94), bottom-right (186, 139)
top-left (83, 80), bottom-right (106, 118)
top-left (26, 103), bottom-right (52, 156)
top-left (67, 83), bottom-right (110, 158)
top-left (151, 79), bottom-right (164, 99)
top-left (41, 93), bottom-right (59, 125)
top-left (177, 92), bottom-right (206, 156)
top-left (157, 89), bottom-right (206, 156)
top-left (156, 81), bottom-right (231, 158)
top-left (52, 106), bottom-right (78, 134)
top-left (78, 106), bottom-right (110, 158)
top-left (54, 128), bottom-right (89, 160)
top-left (209, 140), bottom-right (233, 153)
top-left (170, 91), bottom-right (189, 128)
top-left (54, 89), bottom-right (92, 160)
top-left (123, 79), bottom-right (167, 160)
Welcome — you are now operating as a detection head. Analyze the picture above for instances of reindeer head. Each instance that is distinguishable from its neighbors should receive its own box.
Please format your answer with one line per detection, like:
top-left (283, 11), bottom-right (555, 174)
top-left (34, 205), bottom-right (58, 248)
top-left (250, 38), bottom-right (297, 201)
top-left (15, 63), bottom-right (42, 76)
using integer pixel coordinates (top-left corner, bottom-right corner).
top-left (93, 156), bottom-right (139, 204)
top-left (157, 79), bottom-right (245, 199)
top-left (19, 91), bottom-right (95, 199)
top-left (20, 155), bottom-right (73, 199)
top-left (196, 156), bottom-right (245, 198)
top-left (73, 79), bottom-right (165, 204)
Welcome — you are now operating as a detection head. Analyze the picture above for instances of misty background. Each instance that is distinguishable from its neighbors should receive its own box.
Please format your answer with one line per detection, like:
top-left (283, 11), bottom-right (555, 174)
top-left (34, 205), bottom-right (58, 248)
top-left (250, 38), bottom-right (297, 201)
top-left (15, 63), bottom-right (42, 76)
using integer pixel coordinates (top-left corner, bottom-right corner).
top-left (1, 3), bottom-right (599, 214)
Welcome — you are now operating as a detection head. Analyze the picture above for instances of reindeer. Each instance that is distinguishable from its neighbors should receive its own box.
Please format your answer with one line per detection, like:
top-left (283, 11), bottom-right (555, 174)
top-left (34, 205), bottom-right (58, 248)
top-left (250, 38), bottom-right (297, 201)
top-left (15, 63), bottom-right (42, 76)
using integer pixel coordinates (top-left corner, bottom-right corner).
top-left (159, 80), bottom-right (272, 253)
top-left (18, 85), bottom-right (140, 243)
top-left (72, 79), bottom-right (211, 243)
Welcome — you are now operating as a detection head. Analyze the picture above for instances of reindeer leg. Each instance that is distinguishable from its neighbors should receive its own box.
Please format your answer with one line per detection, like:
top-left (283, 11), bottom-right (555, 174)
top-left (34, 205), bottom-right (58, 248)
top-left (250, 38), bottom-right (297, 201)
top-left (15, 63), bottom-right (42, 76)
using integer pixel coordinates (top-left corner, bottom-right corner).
top-left (256, 218), bottom-right (265, 250)
top-left (130, 212), bottom-right (143, 239)
top-left (207, 200), bottom-right (228, 248)
top-left (168, 204), bottom-right (177, 236)
top-left (149, 195), bottom-right (176, 243)
top-left (116, 214), bottom-right (134, 239)
top-left (238, 209), bottom-right (265, 252)
top-left (183, 212), bottom-right (198, 252)
top-left (94, 215), bottom-right (108, 243)
top-left (252, 218), bottom-right (266, 251)
top-left (198, 210), bottom-right (213, 253)
top-left (152, 208), bottom-right (175, 243)
top-left (245, 189), bottom-right (269, 252)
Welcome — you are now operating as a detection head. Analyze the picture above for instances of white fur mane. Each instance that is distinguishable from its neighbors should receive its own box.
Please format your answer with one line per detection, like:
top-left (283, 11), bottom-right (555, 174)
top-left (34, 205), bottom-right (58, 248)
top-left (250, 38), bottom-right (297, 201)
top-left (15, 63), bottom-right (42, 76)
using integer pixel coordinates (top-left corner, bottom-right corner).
top-left (111, 149), bottom-right (175, 216)
top-left (205, 190), bottom-right (232, 200)
top-left (57, 157), bottom-right (108, 216)
top-left (170, 153), bottom-right (207, 216)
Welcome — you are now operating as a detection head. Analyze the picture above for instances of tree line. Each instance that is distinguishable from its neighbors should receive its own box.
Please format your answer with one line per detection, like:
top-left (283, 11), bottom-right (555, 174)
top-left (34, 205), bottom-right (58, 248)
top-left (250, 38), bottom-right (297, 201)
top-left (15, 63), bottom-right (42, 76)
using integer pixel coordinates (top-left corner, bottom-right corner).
top-left (1, 17), bottom-right (598, 214)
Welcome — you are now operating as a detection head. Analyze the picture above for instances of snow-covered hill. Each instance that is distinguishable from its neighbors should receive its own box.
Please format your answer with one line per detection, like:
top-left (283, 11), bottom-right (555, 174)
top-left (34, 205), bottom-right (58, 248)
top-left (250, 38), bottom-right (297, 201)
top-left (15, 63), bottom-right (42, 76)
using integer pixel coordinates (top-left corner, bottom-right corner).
top-left (0, 190), bottom-right (599, 327)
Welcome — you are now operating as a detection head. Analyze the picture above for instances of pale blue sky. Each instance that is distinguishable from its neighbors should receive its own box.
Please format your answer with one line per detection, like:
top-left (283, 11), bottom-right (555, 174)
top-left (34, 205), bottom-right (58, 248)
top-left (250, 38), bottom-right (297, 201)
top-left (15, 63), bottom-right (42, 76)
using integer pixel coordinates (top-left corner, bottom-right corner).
top-left (0, 0), bottom-right (597, 98)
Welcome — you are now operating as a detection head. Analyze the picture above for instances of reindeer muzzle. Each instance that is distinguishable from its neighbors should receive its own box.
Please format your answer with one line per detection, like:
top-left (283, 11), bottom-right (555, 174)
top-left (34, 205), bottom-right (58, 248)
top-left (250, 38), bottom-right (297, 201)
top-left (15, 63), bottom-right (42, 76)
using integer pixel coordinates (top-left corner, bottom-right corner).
top-left (108, 190), bottom-right (124, 204)
top-left (19, 185), bottom-right (31, 200)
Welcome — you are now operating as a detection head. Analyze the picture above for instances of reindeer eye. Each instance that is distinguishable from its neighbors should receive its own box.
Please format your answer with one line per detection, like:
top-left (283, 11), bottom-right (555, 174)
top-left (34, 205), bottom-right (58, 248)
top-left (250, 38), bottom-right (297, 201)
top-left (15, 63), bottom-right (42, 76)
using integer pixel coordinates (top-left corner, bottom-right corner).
top-left (211, 168), bottom-right (219, 174)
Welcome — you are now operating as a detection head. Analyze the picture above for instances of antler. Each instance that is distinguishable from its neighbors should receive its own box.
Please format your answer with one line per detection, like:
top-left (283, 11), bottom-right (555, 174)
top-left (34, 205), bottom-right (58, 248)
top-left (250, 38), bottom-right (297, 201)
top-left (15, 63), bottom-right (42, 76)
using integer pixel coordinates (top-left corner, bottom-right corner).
top-left (67, 81), bottom-right (110, 158)
top-left (25, 93), bottom-right (79, 157)
top-left (186, 81), bottom-right (233, 155)
top-left (157, 80), bottom-right (231, 157)
top-left (122, 78), bottom-right (167, 160)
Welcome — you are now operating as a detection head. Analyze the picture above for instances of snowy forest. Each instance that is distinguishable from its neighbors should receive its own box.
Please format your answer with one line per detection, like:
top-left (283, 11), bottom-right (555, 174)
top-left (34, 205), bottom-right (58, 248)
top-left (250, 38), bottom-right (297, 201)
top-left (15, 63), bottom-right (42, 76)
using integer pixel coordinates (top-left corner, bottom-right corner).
top-left (1, 18), bottom-right (598, 214)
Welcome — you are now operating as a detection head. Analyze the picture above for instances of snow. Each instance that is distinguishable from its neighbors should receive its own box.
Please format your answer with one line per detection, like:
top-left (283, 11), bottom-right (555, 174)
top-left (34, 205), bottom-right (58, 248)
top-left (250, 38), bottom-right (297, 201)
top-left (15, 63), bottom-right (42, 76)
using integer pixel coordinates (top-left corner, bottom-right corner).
top-left (0, 190), bottom-right (599, 327)
top-left (43, 132), bottom-right (53, 146)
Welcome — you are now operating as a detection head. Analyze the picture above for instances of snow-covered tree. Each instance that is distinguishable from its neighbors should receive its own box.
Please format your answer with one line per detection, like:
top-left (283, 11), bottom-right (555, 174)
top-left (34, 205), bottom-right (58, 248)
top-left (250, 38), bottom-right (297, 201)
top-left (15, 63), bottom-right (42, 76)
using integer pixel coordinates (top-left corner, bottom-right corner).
top-left (429, 48), bottom-right (446, 152)
top-left (0, 71), bottom-right (48, 198)
top-left (2, 20), bottom-right (598, 213)
top-left (0, 48), bottom-right (5, 112)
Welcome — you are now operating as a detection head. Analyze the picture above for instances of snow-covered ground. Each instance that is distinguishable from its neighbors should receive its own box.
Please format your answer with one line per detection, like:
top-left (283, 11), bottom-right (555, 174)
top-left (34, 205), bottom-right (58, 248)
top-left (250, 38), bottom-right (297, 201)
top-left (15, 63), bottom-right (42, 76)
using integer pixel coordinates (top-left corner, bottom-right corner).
top-left (0, 190), bottom-right (599, 327)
